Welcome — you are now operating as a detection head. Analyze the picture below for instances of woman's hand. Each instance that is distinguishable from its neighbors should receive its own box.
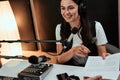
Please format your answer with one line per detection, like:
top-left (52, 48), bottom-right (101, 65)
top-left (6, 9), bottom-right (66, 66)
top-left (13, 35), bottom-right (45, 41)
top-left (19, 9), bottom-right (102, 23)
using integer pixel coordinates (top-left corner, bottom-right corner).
top-left (97, 45), bottom-right (110, 59)
top-left (56, 44), bottom-right (90, 64)
top-left (72, 45), bottom-right (90, 57)
top-left (84, 75), bottom-right (102, 80)
top-left (100, 52), bottom-right (111, 59)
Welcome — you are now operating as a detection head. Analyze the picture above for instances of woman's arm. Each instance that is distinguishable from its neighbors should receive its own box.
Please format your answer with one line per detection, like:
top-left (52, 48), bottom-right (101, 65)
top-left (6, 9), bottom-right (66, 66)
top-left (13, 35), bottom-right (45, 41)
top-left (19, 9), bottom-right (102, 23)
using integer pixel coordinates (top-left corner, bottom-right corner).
top-left (55, 24), bottom-right (75, 63)
top-left (56, 44), bottom-right (90, 64)
top-left (97, 44), bottom-right (110, 59)
top-left (56, 44), bottom-right (75, 63)
top-left (95, 21), bottom-right (110, 59)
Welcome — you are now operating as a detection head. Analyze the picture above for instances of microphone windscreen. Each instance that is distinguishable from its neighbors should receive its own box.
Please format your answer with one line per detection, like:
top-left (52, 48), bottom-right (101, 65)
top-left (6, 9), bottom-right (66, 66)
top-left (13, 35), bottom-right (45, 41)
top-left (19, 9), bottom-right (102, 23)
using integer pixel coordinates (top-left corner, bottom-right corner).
top-left (28, 55), bottom-right (38, 64)
top-left (71, 27), bottom-right (79, 34)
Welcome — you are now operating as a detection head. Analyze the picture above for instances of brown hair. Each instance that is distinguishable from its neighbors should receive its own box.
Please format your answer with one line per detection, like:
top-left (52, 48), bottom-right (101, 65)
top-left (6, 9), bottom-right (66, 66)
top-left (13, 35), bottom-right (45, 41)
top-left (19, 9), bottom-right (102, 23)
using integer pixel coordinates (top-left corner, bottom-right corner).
top-left (59, 0), bottom-right (93, 48)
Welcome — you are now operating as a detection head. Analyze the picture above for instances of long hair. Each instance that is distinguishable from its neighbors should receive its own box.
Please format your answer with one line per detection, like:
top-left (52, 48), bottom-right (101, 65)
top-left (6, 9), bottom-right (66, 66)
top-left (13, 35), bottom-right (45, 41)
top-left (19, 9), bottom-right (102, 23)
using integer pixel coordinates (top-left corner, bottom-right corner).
top-left (59, 0), bottom-right (93, 49)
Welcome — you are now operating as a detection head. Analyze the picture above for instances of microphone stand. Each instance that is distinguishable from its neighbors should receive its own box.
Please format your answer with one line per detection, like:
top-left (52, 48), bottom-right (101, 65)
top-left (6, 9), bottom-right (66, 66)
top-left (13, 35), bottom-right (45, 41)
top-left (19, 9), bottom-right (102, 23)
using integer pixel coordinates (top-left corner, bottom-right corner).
top-left (0, 40), bottom-right (65, 43)
top-left (58, 40), bottom-right (71, 55)
top-left (0, 39), bottom-right (67, 56)
top-left (0, 55), bottom-right (28, 59)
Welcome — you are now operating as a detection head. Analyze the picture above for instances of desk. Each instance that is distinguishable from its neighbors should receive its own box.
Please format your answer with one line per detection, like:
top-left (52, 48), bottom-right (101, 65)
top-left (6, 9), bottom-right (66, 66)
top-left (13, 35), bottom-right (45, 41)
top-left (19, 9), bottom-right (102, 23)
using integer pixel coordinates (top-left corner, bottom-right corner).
top-left (44, 64), bottom-right (84, 80)
top-left (0, 59), bottom-right (84, 80)
top-left (0, 59), bottom-right (120, 80)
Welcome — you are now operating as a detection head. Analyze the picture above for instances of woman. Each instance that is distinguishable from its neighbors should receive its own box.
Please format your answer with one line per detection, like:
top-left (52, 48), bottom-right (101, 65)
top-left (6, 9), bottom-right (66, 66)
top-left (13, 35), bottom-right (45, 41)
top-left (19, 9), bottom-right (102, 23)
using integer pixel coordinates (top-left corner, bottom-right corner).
top-left (55, 0), bottom-right (110, 66)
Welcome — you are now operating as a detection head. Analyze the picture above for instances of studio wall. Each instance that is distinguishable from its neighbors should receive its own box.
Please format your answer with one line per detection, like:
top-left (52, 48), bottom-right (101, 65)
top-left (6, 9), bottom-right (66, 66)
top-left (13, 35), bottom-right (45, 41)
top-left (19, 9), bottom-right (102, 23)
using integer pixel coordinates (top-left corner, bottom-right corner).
top-left (30, 0), bottom-right (61, 52)
top-left (9, 0), bottom-right (38, 51)
top-left (9, 0), bottom-right (61, 52)
top-left (4, 0), bottom-right (118, 52)
top-left (87, 0), bottom-right (118, 47)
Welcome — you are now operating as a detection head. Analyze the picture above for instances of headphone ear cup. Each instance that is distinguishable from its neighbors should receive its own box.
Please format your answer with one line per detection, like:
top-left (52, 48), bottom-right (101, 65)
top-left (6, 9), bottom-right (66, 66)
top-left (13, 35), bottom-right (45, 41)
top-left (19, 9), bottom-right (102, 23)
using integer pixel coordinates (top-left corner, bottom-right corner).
top-left (78, 2), bottom-right (87, 15)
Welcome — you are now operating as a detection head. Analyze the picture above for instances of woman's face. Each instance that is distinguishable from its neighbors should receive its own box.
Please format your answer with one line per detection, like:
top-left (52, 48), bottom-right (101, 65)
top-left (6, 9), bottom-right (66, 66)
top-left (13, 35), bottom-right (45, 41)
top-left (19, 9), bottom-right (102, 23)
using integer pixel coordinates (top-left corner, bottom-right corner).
top-left (60, 0), bottom-right (79, 23)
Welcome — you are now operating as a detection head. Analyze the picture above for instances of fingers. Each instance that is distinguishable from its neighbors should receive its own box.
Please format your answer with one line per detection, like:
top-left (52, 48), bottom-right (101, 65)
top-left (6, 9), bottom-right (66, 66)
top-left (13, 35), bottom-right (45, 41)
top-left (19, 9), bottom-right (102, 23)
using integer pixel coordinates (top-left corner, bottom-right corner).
top-left (77, 45), bottom-right (90, 56)
top-left (84, 75), bottom-right (102, 80)
top-left (92, 75), bottom-right (102, 80)
top-left (102, 53), bottom-right (111, 59)
top-left (73, 45), bottom-right (90, 57)
top-left (74, 49), bottom-right (86, 57)
top-left (80, 45), bottom-right (91, 53)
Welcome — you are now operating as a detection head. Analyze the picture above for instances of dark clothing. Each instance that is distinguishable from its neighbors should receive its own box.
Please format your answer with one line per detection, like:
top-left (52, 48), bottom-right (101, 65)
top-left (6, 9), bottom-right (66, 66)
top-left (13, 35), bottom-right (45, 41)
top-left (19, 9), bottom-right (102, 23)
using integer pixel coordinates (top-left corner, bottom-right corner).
top-left (63, 21), bottom-right (98, 67)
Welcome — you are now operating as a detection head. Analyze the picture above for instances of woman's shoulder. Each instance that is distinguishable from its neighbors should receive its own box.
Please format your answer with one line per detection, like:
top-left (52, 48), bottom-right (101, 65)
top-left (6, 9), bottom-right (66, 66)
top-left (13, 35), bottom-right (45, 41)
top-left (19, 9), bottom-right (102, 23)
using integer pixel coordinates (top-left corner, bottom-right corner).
top-left (89, 20), bottom-right (101, 24)
top-left (94, 21), bottom-right (105, 33)
top-left (94, 21), bottom-right (103, 28)
top-left (56, 23), bottom-right (62, 30)
top-left (89, 20), bottom-right (102, 27)
top-left (90, 20), bottom-right (104, 32)
top-left (56, 23), bottom-right (62, 27)
top-left (94, 21), bottom-right (102, 25)
top-left (56, 23), bottom-right (62, 33)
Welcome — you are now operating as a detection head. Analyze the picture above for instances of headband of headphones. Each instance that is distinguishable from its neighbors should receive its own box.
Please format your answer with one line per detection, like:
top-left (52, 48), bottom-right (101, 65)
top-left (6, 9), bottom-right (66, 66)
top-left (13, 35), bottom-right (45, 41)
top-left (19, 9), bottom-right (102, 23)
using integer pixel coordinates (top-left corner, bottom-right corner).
top-left (78, 0), bottom-right (87, 15)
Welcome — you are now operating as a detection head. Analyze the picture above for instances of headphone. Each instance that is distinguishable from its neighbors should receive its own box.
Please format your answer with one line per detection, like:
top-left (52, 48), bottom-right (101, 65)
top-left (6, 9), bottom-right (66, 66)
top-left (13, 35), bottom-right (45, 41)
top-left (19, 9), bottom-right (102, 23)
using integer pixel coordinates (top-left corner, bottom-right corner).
top-left (78, 0), bottom-right (87, 15)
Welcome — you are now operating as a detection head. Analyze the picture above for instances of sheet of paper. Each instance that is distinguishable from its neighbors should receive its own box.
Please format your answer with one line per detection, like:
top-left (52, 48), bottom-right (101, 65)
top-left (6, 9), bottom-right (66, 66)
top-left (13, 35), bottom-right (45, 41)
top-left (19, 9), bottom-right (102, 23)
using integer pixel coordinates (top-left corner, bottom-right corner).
top-left (0, 59), bottom-right (30, 77)
top-left (83, 53), bottom-right (120, 80)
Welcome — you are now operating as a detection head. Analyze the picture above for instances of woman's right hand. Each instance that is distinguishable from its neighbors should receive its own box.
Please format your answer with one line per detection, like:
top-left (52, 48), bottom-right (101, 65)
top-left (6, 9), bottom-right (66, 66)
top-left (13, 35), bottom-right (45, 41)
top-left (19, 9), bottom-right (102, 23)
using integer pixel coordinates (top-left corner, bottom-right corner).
top-left (72, 45), bottom-right (90, 57)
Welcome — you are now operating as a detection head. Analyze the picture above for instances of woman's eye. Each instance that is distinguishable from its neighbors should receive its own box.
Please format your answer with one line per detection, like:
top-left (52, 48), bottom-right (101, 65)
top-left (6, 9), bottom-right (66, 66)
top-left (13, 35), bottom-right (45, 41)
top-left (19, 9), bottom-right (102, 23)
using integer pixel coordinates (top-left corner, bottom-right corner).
top-left (60, 6), bottom-right (74, 11)
top-left (60, 7), bottom-right (65, 10)
top-left (69, 6), bottom-right (74, 10)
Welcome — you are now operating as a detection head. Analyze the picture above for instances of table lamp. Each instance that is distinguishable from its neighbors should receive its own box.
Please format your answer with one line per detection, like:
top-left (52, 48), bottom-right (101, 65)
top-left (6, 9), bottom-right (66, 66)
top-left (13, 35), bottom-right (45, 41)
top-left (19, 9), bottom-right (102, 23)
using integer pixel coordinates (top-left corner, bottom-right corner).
top-left (0, 1), bottom-right (22, 63)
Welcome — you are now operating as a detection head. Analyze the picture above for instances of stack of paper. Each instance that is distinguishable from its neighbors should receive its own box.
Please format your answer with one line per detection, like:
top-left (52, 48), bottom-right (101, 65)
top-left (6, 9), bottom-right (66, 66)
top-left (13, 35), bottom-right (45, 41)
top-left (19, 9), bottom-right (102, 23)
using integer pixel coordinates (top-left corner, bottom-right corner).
top-left (83, 53), bottom-right (120, 80)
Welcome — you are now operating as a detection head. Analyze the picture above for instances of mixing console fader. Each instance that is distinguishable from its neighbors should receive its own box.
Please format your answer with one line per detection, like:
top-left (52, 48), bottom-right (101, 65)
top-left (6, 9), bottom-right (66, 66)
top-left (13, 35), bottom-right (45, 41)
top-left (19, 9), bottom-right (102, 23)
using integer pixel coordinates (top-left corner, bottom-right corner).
top-left (18, 63), bottom-right (53, 80)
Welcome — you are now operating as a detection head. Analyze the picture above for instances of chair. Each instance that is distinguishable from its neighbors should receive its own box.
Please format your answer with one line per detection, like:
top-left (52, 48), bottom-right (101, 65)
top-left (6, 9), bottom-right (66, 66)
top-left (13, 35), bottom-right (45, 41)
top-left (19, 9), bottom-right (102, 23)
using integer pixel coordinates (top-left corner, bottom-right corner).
top-left (106, 44), bottom-right (120, 54)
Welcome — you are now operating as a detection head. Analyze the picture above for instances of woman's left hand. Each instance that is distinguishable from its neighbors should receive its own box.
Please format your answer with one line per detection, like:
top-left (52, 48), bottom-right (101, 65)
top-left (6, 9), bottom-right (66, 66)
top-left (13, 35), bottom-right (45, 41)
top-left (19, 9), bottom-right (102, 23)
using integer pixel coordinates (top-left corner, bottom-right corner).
top-left (84, 75), bottom-right (102, 80)
top-left (100, 52), bottom-right (111, 59)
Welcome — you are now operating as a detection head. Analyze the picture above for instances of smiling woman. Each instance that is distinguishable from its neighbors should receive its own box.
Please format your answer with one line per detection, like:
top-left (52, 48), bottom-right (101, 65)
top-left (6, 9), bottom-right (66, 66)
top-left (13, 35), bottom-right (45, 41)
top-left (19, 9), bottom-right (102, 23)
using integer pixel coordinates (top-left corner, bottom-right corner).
top-left (55, 0), bottom-right (110, 66)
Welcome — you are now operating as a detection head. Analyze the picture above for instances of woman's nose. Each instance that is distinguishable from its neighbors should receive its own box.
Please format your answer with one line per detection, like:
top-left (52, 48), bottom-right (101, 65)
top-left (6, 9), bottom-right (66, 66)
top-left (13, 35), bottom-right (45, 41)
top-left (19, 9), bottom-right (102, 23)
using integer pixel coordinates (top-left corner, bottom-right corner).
top-left (64, 9), bottom-right (70, 15)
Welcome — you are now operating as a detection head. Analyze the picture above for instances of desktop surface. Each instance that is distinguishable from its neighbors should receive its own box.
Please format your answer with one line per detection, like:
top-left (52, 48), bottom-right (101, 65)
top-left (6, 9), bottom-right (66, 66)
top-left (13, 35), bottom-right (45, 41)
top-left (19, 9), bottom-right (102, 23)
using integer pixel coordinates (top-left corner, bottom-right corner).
top-left (0, 59), bottom-right (84, 80)
top-left (0, 59), bottom-right (120, 80)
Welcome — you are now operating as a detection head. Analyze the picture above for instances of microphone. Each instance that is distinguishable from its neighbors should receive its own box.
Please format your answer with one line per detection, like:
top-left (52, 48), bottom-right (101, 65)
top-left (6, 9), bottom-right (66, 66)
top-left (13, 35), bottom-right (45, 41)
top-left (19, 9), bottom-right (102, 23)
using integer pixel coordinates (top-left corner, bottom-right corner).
top-left (59, 27), bottom-right (79, 55)
top-left (67, 27), bottom-right (79, 42)
top-left (28, 55), bottom-right (51, 64)
top-left (0, 55), bottom-right (50, 64)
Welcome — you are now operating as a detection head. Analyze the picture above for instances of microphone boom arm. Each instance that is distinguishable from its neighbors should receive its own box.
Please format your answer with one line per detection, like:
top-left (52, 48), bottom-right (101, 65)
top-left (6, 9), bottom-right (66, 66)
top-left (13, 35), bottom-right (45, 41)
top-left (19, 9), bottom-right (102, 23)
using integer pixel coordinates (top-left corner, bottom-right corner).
top-left (0, 55), bottom-right (28, 59)
top-left (0, 40), bottom-right (64, 43)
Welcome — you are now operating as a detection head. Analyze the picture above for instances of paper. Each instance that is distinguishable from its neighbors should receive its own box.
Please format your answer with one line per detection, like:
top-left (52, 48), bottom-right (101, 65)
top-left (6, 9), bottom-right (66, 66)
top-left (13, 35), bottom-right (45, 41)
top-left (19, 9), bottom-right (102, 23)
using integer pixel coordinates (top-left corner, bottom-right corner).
top-left (83, 53), bottom-right (120, 80)
top-left (0, 59), bottom-right (30, 77)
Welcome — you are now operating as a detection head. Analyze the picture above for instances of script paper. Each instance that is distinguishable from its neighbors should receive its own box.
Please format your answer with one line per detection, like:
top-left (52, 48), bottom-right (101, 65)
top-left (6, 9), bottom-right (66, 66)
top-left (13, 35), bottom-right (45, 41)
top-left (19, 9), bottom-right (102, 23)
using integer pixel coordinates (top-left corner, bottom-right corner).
top-left (83, 53), bottom-right (120, 80)
top-left (0, 59), bottom-right (30, 77)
